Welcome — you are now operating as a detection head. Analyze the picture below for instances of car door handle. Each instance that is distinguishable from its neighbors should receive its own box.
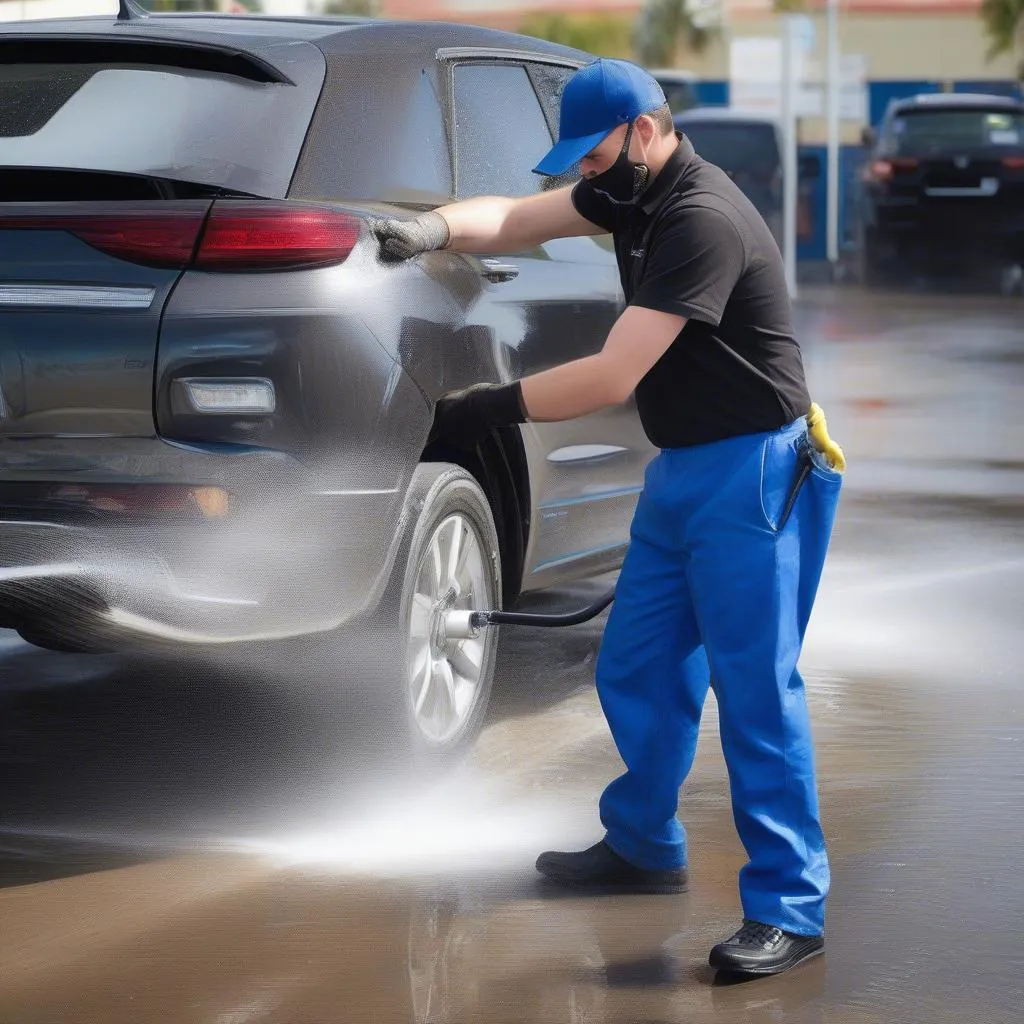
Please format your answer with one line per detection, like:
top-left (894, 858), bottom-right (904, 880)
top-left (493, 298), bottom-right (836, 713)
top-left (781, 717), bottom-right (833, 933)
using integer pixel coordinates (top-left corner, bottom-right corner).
top-left (479, 259), bottom-right (520, 283)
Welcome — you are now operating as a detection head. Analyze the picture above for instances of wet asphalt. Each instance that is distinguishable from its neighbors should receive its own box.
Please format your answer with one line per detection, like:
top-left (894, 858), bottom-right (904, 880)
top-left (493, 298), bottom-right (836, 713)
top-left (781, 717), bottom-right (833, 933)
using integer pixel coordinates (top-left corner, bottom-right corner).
top-left (1, 286), bottom-right (1022, 1023)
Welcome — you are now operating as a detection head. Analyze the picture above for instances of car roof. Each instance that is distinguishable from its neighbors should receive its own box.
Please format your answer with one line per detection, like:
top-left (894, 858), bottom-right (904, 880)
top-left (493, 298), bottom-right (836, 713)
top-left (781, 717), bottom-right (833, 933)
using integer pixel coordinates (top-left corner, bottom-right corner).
top-left (674, 107), bottom-right (780, 126)
top-left (650, 68), bottom-right (698, 81)
top-left (0, 11), bottom-right (592, 203)
top-left (890, 92), bottom-right (1024, 114)
top-left (0, 11), bottom-right (591, 69)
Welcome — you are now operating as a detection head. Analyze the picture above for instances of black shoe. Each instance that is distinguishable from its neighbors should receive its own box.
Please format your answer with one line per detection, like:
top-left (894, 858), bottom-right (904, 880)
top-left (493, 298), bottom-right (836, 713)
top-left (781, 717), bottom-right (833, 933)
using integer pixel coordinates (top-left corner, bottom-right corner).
top-left (535, 840), bottom-right (688, 894)
top-left (709, 920), bottom-right (824, 975)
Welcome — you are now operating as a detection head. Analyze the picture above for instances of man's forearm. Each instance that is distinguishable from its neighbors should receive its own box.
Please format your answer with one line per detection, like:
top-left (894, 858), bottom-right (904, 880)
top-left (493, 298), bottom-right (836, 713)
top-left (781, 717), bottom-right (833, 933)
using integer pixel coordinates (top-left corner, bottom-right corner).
top-left (520, 305), bottom-right (684, 422)
top-left (519, 355), bottom-right (626, 422)
top-left (435, 196), bottom-right (518, 254)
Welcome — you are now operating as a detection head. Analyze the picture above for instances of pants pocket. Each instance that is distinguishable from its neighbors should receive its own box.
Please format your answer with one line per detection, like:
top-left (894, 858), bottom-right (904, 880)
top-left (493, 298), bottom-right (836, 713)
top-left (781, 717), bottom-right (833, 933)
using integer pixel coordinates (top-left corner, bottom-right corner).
top-left (759, 431), bottom-right (803, 532)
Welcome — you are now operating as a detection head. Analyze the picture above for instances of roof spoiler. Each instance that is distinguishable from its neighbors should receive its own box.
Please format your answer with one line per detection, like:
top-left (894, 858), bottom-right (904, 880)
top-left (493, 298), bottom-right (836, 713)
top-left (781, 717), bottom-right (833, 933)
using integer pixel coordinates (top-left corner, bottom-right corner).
top-left (0, 36), bottom-right (294, 86)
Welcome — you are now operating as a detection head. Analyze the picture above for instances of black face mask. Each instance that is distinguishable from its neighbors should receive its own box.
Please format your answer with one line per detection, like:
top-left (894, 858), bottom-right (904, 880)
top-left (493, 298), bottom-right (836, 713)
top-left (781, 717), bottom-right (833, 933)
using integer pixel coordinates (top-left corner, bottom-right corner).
top-left (588, 122), bottom-right (651, 205)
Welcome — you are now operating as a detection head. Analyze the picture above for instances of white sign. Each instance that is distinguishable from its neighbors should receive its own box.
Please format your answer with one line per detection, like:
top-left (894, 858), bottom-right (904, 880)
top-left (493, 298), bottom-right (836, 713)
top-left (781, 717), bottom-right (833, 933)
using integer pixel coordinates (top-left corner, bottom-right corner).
top-left (729, 38), bottom-right (782, 116)
top-left (729, 37), bottom-right (818, 119)
top-left (789, 13), bottom-right (816, 54)
top-left (799, 54), bottom-right (868, 122)
top-left (261, 0), bottom-right (311, 13)
top-left (839, 53), bottom-right (869, 122)
top-left (730, 40), bottom-right (868, 123)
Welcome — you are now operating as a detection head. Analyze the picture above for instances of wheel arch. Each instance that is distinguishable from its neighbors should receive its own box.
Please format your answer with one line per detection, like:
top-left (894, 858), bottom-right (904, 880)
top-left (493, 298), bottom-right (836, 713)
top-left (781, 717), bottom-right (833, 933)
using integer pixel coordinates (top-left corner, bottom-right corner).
top-left (419, 426), bottom-right (530, 608)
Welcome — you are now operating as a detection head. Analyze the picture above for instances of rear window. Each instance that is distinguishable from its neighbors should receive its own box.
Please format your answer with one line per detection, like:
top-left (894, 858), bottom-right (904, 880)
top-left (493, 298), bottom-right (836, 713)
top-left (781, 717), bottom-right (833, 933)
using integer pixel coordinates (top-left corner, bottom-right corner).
top-left (678, 121), bottom-right (780, 180)
top-left (887, 108), bottom-right (1024, 154)
top-left (0, 60), bottom-right (318, 197)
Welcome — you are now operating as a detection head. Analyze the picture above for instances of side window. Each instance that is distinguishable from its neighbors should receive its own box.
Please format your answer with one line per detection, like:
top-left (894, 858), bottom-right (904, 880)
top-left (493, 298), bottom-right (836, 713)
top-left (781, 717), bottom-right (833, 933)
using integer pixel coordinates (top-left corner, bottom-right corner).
top-left (526, 62), bottom-right (583, 192)
top-left (452, 63), bottom-right (554, 198)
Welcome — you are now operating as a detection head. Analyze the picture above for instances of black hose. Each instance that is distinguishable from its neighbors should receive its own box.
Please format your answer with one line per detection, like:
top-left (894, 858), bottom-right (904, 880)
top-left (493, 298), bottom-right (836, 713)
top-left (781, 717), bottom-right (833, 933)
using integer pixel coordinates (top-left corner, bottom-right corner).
top-left (469, 452), bottom-right (813, 632)
top-left (470, 586), bottom-right (615, 629)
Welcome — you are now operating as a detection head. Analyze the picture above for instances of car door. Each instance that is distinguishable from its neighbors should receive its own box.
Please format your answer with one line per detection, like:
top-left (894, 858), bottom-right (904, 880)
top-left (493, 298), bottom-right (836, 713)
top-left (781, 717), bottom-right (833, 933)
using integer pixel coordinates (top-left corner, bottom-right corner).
top-left (440, 53), bottom-right (654, 589)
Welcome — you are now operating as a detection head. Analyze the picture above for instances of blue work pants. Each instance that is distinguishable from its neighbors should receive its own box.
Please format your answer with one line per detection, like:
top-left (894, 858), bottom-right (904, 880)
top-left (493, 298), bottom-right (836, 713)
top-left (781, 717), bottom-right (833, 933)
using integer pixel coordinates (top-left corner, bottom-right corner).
top-left (596, 416), bottom-right (842, 936)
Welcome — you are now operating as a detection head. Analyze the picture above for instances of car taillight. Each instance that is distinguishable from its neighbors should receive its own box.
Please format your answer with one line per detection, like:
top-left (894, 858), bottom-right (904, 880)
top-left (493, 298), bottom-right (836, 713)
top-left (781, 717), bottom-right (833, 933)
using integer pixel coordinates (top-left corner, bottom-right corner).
top-left (0, 200), bottom-right (362, 272)
top-left (194, 201), bottom-right (361, 271)
top-left (1003, 156), bottom-right (1024, 170)
top-left (0, 204), bottom-right (208, 268)
top-left (866, 157), bottom-right (919, 182)
top-left (49, 484), bottom-right (229, 518)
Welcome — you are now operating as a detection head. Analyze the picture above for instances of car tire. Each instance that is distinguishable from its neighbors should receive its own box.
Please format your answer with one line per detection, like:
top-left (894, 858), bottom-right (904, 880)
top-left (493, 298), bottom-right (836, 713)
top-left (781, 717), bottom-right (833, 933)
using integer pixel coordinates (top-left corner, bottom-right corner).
top-left (368, 462), bottom-right (503, 767)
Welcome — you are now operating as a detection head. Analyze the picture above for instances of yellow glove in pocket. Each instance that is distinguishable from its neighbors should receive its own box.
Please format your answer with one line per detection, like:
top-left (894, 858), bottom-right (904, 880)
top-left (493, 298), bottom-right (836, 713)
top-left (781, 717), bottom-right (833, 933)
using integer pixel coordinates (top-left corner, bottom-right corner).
top-left (806, 402), bottom-right (846, 473)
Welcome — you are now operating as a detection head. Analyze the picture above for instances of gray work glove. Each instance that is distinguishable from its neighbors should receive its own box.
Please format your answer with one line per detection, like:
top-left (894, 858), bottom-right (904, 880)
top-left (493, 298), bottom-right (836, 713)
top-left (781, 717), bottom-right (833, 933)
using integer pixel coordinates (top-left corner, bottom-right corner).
top-left (367, 211), bottom-right (450, 263)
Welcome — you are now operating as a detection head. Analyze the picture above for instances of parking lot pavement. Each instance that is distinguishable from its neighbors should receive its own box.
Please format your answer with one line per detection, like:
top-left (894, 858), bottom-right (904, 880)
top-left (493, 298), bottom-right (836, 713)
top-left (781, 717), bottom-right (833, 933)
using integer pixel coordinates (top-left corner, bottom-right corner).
top-left (1, 287), bottom-right (1022, 1023)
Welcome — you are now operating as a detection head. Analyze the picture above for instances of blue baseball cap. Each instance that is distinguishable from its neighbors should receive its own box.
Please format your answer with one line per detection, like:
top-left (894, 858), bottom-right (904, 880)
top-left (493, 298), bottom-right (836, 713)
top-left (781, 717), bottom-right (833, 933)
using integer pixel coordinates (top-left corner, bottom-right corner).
top-left (533, 58), bottom-right (667, 176)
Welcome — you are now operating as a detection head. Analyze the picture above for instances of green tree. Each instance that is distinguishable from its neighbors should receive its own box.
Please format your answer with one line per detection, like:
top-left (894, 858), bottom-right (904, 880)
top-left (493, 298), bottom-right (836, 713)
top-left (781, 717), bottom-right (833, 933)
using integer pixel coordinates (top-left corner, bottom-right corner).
top-left (140, 1), bottom-right (258, 10)
top-left (633, 0), bottom-right (829, 68)
top-left (323, 0), bottom-right (381, 14)
top-left (633, 0), bottom-right (720, 68)
top-left (142, 1), bottom-right (220, 10)
top-left (518, 13), bottom-right (635, 58)
top-left (980, 0), bottom-right (1024, 76)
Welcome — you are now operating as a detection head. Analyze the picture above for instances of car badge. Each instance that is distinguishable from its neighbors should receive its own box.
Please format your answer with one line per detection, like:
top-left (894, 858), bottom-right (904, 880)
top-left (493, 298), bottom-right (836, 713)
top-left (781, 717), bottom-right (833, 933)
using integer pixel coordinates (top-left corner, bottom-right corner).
top-left (954, 156), bottom-right (969, 169)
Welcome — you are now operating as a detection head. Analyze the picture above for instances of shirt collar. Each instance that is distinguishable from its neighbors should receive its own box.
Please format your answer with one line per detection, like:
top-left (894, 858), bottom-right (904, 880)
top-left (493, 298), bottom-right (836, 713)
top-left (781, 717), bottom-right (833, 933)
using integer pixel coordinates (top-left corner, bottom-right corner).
top-left (639, 132), bottom-right (694, 216)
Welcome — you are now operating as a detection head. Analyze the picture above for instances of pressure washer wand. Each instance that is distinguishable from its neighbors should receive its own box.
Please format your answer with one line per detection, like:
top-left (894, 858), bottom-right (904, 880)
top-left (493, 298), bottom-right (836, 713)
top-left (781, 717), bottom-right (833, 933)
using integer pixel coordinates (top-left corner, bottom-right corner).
top-left (473, 587), bottom-right (615, 629)
top-left (443, 587), bottom-right (615, 639)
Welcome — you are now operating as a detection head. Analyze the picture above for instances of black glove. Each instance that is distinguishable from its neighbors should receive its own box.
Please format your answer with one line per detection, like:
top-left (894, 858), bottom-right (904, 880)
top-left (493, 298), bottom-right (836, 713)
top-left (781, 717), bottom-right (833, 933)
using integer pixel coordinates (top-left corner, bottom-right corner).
top-left (367, 211), bottom-right (450, 262)
top-left (432, 382), bottom-right (528, 447)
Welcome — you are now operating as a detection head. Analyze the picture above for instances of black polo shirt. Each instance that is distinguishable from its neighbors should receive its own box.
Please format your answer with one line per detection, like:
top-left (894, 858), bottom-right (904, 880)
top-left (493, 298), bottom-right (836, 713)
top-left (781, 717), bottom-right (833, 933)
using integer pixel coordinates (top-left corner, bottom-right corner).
top-left (571, 133), bottom-right (811, 449)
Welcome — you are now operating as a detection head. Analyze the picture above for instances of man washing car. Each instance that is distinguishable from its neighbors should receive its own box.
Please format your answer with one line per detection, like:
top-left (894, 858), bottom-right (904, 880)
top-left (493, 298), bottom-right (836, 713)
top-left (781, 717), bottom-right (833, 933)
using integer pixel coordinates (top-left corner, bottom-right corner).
top-left (369, 58), bottom-right (844, 977)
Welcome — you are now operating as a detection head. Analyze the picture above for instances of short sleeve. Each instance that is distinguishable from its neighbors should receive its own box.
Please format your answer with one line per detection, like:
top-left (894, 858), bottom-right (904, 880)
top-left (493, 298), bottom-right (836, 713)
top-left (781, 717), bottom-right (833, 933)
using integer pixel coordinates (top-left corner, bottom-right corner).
top-left (570, 177), bottom-right (621, 234)
top-left (630, 205), bottom-right (745, 327)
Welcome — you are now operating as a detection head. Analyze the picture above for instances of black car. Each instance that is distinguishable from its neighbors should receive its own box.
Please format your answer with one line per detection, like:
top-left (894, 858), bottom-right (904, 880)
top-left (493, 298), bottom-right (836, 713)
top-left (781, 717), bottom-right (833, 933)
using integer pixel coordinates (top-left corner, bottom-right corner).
top-left (859, 92), bottom-right (1024, 288)
top-left (0, 8), bottom-right (655, 760)
top-left (650, 69), bottom-right (699, 114)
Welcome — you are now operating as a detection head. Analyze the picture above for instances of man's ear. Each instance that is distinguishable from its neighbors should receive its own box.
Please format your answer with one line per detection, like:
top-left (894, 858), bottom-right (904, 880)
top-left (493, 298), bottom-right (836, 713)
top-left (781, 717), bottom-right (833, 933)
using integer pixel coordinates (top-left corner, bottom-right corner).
top-left (636, 114), bottom-right (658, 145)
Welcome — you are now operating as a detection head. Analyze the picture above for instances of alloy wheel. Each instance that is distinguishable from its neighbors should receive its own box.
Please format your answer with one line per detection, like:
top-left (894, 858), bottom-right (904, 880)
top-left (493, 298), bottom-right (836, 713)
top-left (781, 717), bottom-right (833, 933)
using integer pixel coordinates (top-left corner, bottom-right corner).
top-left (405, 513), bottom-right (493, 746)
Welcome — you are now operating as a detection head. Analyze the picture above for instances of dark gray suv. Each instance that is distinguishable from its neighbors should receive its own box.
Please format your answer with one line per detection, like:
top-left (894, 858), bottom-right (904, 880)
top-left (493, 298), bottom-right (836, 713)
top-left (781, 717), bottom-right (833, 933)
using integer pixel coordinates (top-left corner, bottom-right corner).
top-left (0, 10), bottom-right (653, 757)
top-left (859, 92), bottom-right (1024, 287)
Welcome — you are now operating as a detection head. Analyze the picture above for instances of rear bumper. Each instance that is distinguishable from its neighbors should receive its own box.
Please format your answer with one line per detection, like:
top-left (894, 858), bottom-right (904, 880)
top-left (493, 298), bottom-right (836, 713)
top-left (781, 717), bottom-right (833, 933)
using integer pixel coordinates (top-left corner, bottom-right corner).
top-left (868, 197), bottom-right (1024, 250)
top-left (0, 437), bottom-right (407, 646)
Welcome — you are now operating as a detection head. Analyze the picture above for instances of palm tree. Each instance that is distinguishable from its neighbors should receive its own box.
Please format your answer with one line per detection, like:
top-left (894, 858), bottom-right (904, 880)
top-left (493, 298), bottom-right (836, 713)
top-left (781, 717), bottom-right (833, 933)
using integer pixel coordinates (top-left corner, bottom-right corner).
top-left (980, 0), bottom-right (1024, 75)
top-left (634, 0), bottom-right (721, 67)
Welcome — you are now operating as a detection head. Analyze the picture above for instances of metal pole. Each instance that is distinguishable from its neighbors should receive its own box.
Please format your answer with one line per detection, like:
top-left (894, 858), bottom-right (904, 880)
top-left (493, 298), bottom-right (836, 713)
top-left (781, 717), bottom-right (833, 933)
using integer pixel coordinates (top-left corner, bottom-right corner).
top-left (826, 0), bottom-right (841, 270)
top-left (781, 16), bottom-right (798, 299)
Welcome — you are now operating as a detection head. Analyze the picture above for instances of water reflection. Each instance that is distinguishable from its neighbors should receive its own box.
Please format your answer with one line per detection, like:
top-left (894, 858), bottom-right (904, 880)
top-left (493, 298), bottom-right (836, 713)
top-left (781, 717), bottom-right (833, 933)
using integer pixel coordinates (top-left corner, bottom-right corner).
top-left (400, 879), bottom-right (831, 1024)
